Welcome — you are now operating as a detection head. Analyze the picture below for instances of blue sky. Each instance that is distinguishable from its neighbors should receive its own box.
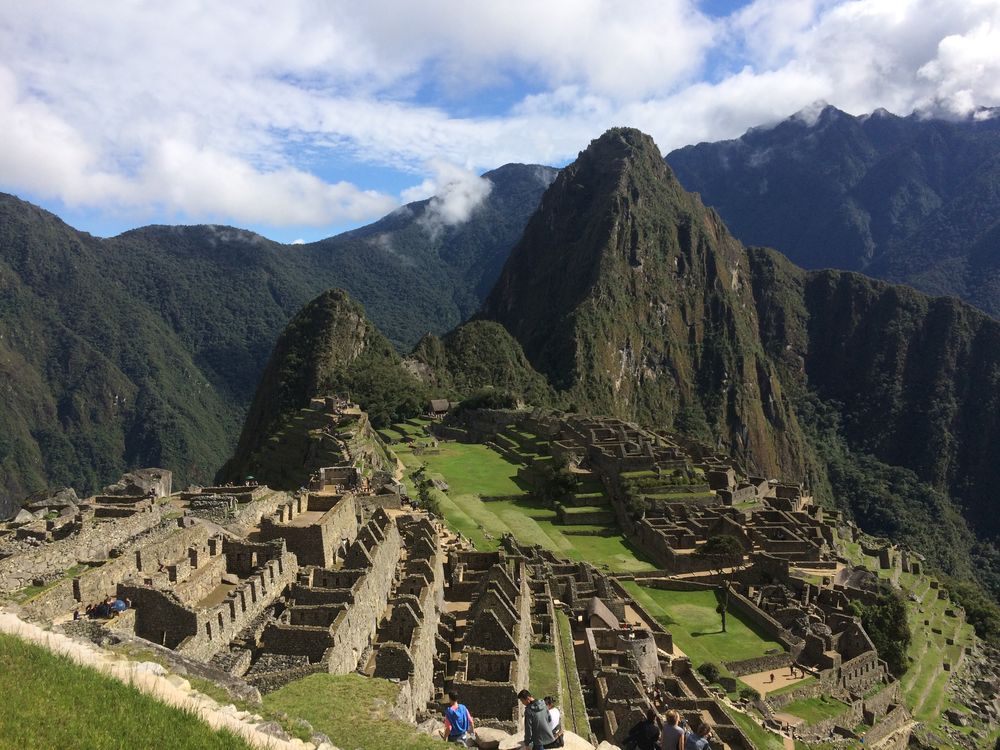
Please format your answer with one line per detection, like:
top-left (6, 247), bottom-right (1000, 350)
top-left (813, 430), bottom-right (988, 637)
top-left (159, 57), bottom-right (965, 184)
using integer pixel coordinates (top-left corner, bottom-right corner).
top-left (1, 0), bottom-right (998, 244)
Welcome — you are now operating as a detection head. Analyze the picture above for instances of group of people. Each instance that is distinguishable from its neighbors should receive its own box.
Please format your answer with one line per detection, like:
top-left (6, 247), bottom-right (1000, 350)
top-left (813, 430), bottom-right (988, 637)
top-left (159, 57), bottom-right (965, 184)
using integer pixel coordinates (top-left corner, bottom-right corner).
top-left (77, 596), bottom-right (131, 620)
top-left (625, 708), bottom-right (714, 750)
top-left (442, 690), bottom-right (565, 749)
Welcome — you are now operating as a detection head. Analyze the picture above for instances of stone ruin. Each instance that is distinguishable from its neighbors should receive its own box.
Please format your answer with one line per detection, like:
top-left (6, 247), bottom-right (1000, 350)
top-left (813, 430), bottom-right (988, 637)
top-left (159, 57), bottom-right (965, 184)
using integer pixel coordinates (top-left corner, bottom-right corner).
top-left (0, 402), bottom-right (933, 749)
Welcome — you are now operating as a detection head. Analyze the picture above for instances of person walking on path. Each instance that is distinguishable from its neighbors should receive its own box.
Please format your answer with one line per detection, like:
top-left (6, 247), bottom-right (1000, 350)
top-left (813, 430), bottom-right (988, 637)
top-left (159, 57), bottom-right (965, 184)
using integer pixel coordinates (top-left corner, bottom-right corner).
top-left (519, 689), bottom-right (556, 750)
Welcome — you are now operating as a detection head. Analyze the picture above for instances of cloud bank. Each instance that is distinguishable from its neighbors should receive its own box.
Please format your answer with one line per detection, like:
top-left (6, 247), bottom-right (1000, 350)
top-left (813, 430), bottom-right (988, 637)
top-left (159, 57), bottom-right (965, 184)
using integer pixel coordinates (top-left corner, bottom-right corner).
top-left (0, 0), bottom-right (998, 234)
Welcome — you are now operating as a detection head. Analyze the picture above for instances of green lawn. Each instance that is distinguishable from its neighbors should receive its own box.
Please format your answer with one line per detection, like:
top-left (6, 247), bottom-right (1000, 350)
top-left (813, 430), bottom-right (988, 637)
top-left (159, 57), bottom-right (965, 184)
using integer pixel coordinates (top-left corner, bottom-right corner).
top-left (418, 441), bottom-right (656, 572)
top-left (620, 582), bottom-right (783, 666)
top-left (0, 633), bottom-right (254, 750)
top-left (555, 610), bottom-right (590, 738)
top-left (264, 673), bottom-right (441, 750)
top-left (725, 708), bottom-right (787, 750)
top-left (529, 645), bottom-right (559, 700)
top-left (780, 695), bottom-right (850, 724)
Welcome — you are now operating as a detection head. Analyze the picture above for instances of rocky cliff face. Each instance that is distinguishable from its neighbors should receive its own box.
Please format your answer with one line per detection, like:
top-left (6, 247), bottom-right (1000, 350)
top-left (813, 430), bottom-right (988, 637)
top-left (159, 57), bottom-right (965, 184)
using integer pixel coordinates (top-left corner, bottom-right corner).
top-left (480, 128), bottom-right (810, 477)
top-left (749, 247), bottom-right (1000, 538)
top-left (667, 105), bottom-right (1000, 318)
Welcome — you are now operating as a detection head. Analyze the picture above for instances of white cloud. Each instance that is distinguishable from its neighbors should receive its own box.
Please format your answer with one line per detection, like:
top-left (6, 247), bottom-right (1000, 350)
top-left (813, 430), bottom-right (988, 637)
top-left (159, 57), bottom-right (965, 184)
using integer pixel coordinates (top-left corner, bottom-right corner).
top-left (402, 160), bottom-right (494, 238)
top-left (290, 238), bottom-right (306, 245)
top-left (0, 0), bottom-right (999, 232)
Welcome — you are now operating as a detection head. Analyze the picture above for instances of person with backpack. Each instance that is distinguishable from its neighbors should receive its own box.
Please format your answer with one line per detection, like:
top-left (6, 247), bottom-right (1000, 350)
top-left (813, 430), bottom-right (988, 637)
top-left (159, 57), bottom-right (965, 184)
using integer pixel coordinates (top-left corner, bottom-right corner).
top-left (624, 707), bottom-right (662, 750)
top-left (683, 720), bottom-right (713, 750)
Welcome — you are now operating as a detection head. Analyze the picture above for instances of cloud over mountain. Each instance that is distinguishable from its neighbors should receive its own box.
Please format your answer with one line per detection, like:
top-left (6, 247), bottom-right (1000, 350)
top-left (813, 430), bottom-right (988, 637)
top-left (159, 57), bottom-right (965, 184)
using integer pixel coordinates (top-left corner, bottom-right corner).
top-left (0, 0), bottom-right (998, 236)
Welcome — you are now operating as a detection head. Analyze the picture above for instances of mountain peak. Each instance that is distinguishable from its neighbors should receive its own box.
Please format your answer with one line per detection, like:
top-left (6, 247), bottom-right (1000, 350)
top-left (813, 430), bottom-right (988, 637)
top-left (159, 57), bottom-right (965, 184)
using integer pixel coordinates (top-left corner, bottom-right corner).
top-left (480, 127), bottom-right (806, 476)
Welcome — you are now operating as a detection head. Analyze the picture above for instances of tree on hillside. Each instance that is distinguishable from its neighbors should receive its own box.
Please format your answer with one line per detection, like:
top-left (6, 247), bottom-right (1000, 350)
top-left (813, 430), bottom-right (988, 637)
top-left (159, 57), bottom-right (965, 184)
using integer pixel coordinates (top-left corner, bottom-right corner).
top-left (537, 454), bottom-right (579, 506)
top-left (696, 535), bottom-right (745, 633)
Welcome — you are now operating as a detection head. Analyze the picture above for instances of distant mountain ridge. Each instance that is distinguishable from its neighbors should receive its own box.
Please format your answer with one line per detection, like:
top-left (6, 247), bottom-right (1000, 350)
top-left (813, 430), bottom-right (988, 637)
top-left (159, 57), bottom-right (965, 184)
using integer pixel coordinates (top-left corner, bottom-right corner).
top-left (473, 127), bottom-right (1000, 597)
top-left (666, 105), bottom-right (1000, 318)
top-left (0, 163), bottom-right (554, 515)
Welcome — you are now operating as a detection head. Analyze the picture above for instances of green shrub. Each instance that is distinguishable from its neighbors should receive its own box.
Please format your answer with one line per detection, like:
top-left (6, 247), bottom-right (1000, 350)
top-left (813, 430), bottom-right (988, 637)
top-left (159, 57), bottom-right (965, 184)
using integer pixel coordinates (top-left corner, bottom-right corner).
top-left (697, 662), bottom-right (721, 683)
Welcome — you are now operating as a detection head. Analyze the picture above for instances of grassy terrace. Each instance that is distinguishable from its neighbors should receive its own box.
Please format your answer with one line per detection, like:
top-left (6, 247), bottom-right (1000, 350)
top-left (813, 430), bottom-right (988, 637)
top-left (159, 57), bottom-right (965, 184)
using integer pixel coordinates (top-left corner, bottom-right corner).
top-left (393, 430), bottom-right (655, 573)
top-left (264, 673), bottom-right (441, 750)
top-left (0, 633), bottom-right (254, 750)
top-left (620, 583), bottom-right (783, 667)
top-left (555, 610), bottom-right (590, 737)
top-left (529, 644), bottom-right (559, 701)
top-left (897, 570), bottom-right (974, 732)
top-left (780, 695), bottom-right (850, 724)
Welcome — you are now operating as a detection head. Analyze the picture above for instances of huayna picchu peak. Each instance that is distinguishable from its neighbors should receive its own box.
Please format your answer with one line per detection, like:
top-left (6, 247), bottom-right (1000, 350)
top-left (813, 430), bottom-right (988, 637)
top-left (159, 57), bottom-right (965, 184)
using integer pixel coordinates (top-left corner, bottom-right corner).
top-left (481, 126), bottom-right (811, 482)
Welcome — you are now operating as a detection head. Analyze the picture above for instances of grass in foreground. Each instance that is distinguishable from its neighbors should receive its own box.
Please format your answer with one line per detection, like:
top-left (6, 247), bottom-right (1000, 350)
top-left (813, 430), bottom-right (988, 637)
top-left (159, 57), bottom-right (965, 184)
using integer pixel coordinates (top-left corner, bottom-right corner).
top-left (263, 673), bottom-right (441, 750)
top-left (621, 582), bottom-right (782, 665)
top-left (0, 633), bottom-right (254, 750)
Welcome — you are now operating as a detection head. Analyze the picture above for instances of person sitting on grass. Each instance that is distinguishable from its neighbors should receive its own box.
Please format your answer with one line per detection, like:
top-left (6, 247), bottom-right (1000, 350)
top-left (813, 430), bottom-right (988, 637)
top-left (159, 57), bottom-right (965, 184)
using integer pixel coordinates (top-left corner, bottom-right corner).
top-left (518, 689), bottom-right (556, 750)
top-left (443, 692), bottom-right (475, 746)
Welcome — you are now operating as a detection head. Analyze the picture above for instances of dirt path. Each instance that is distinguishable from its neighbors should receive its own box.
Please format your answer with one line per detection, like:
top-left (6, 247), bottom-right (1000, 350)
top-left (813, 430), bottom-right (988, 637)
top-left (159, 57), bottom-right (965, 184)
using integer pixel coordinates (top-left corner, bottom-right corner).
top-left (740, 668), bottom-right (809, 696)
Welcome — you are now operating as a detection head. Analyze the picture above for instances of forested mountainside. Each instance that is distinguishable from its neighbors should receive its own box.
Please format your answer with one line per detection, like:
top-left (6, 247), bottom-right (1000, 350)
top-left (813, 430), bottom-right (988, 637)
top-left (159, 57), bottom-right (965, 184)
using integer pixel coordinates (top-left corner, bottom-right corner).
top-left (480, 127), bottom-right (812, 480)
top-left (666, 105), bottom-right (1000, 318)
top-left (477, 127), bottom-right (1000, 600)
top-left (0, 164), bottom-right (553, 515)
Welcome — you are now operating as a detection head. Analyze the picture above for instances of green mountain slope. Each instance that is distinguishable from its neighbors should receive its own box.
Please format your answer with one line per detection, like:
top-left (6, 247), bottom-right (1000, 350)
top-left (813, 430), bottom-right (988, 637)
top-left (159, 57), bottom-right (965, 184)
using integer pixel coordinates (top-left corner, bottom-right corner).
top-left (218, 289), bottom-right (426, 485)
top-left (666, 105), bottom-right (1000, 317)
top-left (0, 164), bottom-right (554, 515)
top-left (409, 321), bottom-right (556, 406)
top-left (480, 127), bottom-right (811, 478)
top-left (478, 126), bottom-right (1000, 602)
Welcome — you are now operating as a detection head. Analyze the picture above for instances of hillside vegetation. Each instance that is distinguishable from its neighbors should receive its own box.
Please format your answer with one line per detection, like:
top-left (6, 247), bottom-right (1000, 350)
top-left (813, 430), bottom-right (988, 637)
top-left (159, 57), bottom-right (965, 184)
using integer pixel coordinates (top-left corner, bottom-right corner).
top-left (0, 164), bottom-right (552, 514)
top-left (667, 105), bottom-right (1000, 317)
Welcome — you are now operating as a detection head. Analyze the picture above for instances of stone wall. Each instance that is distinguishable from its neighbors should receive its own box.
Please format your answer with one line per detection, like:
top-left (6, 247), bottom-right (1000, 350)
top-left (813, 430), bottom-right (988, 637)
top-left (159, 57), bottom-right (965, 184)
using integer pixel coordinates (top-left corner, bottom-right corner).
top-left (0, 504), bottom-right (165, 594)
top-left (122, 541), bottom-right (298, 662)
top-left (22, 519), bottom-right (212, 621)
top-left (258, 492), bottom-right (358, 568)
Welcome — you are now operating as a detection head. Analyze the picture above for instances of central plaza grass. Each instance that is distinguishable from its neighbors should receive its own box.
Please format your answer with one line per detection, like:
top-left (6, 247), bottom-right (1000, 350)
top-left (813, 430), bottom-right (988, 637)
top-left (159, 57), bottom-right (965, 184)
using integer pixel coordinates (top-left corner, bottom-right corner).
top-left (780, 695), bottom-right (850, 724)
top-left (264, 673), bottom-right (441, 750)
top-left (415, 440), bottom-right (655, 572)
top-left (0, 633), bottom-right (254, 750)
top-left (621, 582), bottom-right (783, 666)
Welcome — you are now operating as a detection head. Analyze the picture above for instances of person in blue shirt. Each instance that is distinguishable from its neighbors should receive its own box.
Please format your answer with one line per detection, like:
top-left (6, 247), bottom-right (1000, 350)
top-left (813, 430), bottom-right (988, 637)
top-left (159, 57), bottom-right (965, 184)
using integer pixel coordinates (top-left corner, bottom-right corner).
top-left (443, 692), bottom-right (475, 745)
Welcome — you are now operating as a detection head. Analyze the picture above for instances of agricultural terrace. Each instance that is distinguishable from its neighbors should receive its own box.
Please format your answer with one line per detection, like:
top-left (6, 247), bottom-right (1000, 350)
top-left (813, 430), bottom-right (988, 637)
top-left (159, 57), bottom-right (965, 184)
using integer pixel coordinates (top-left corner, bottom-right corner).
top-left (387, 421), bottom-right (656, 573)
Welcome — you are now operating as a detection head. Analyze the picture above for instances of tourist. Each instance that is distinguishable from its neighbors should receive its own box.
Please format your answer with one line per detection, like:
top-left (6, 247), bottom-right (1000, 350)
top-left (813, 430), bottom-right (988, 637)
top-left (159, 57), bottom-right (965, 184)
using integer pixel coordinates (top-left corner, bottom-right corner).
top-left (683, 720), bottom-right (713, 750)
top-left (544, 696), bottom-right (564, 748)
top-left (518, 689), bottom-right (556, 750)
top-left (624, 707), bottom-right (662, 750)
top-left (443, 692), bottom-right (475, 746)
top-left (661, 709), bottom-right (684, 750)
top-left (769, 673), bottom-right (775, 683)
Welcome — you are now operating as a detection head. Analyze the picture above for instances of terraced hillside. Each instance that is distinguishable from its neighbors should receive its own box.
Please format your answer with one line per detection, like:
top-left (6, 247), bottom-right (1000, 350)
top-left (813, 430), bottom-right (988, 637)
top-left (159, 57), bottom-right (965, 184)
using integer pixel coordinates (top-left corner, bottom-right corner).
top-left (382, 419), bottom-right (655, 572)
